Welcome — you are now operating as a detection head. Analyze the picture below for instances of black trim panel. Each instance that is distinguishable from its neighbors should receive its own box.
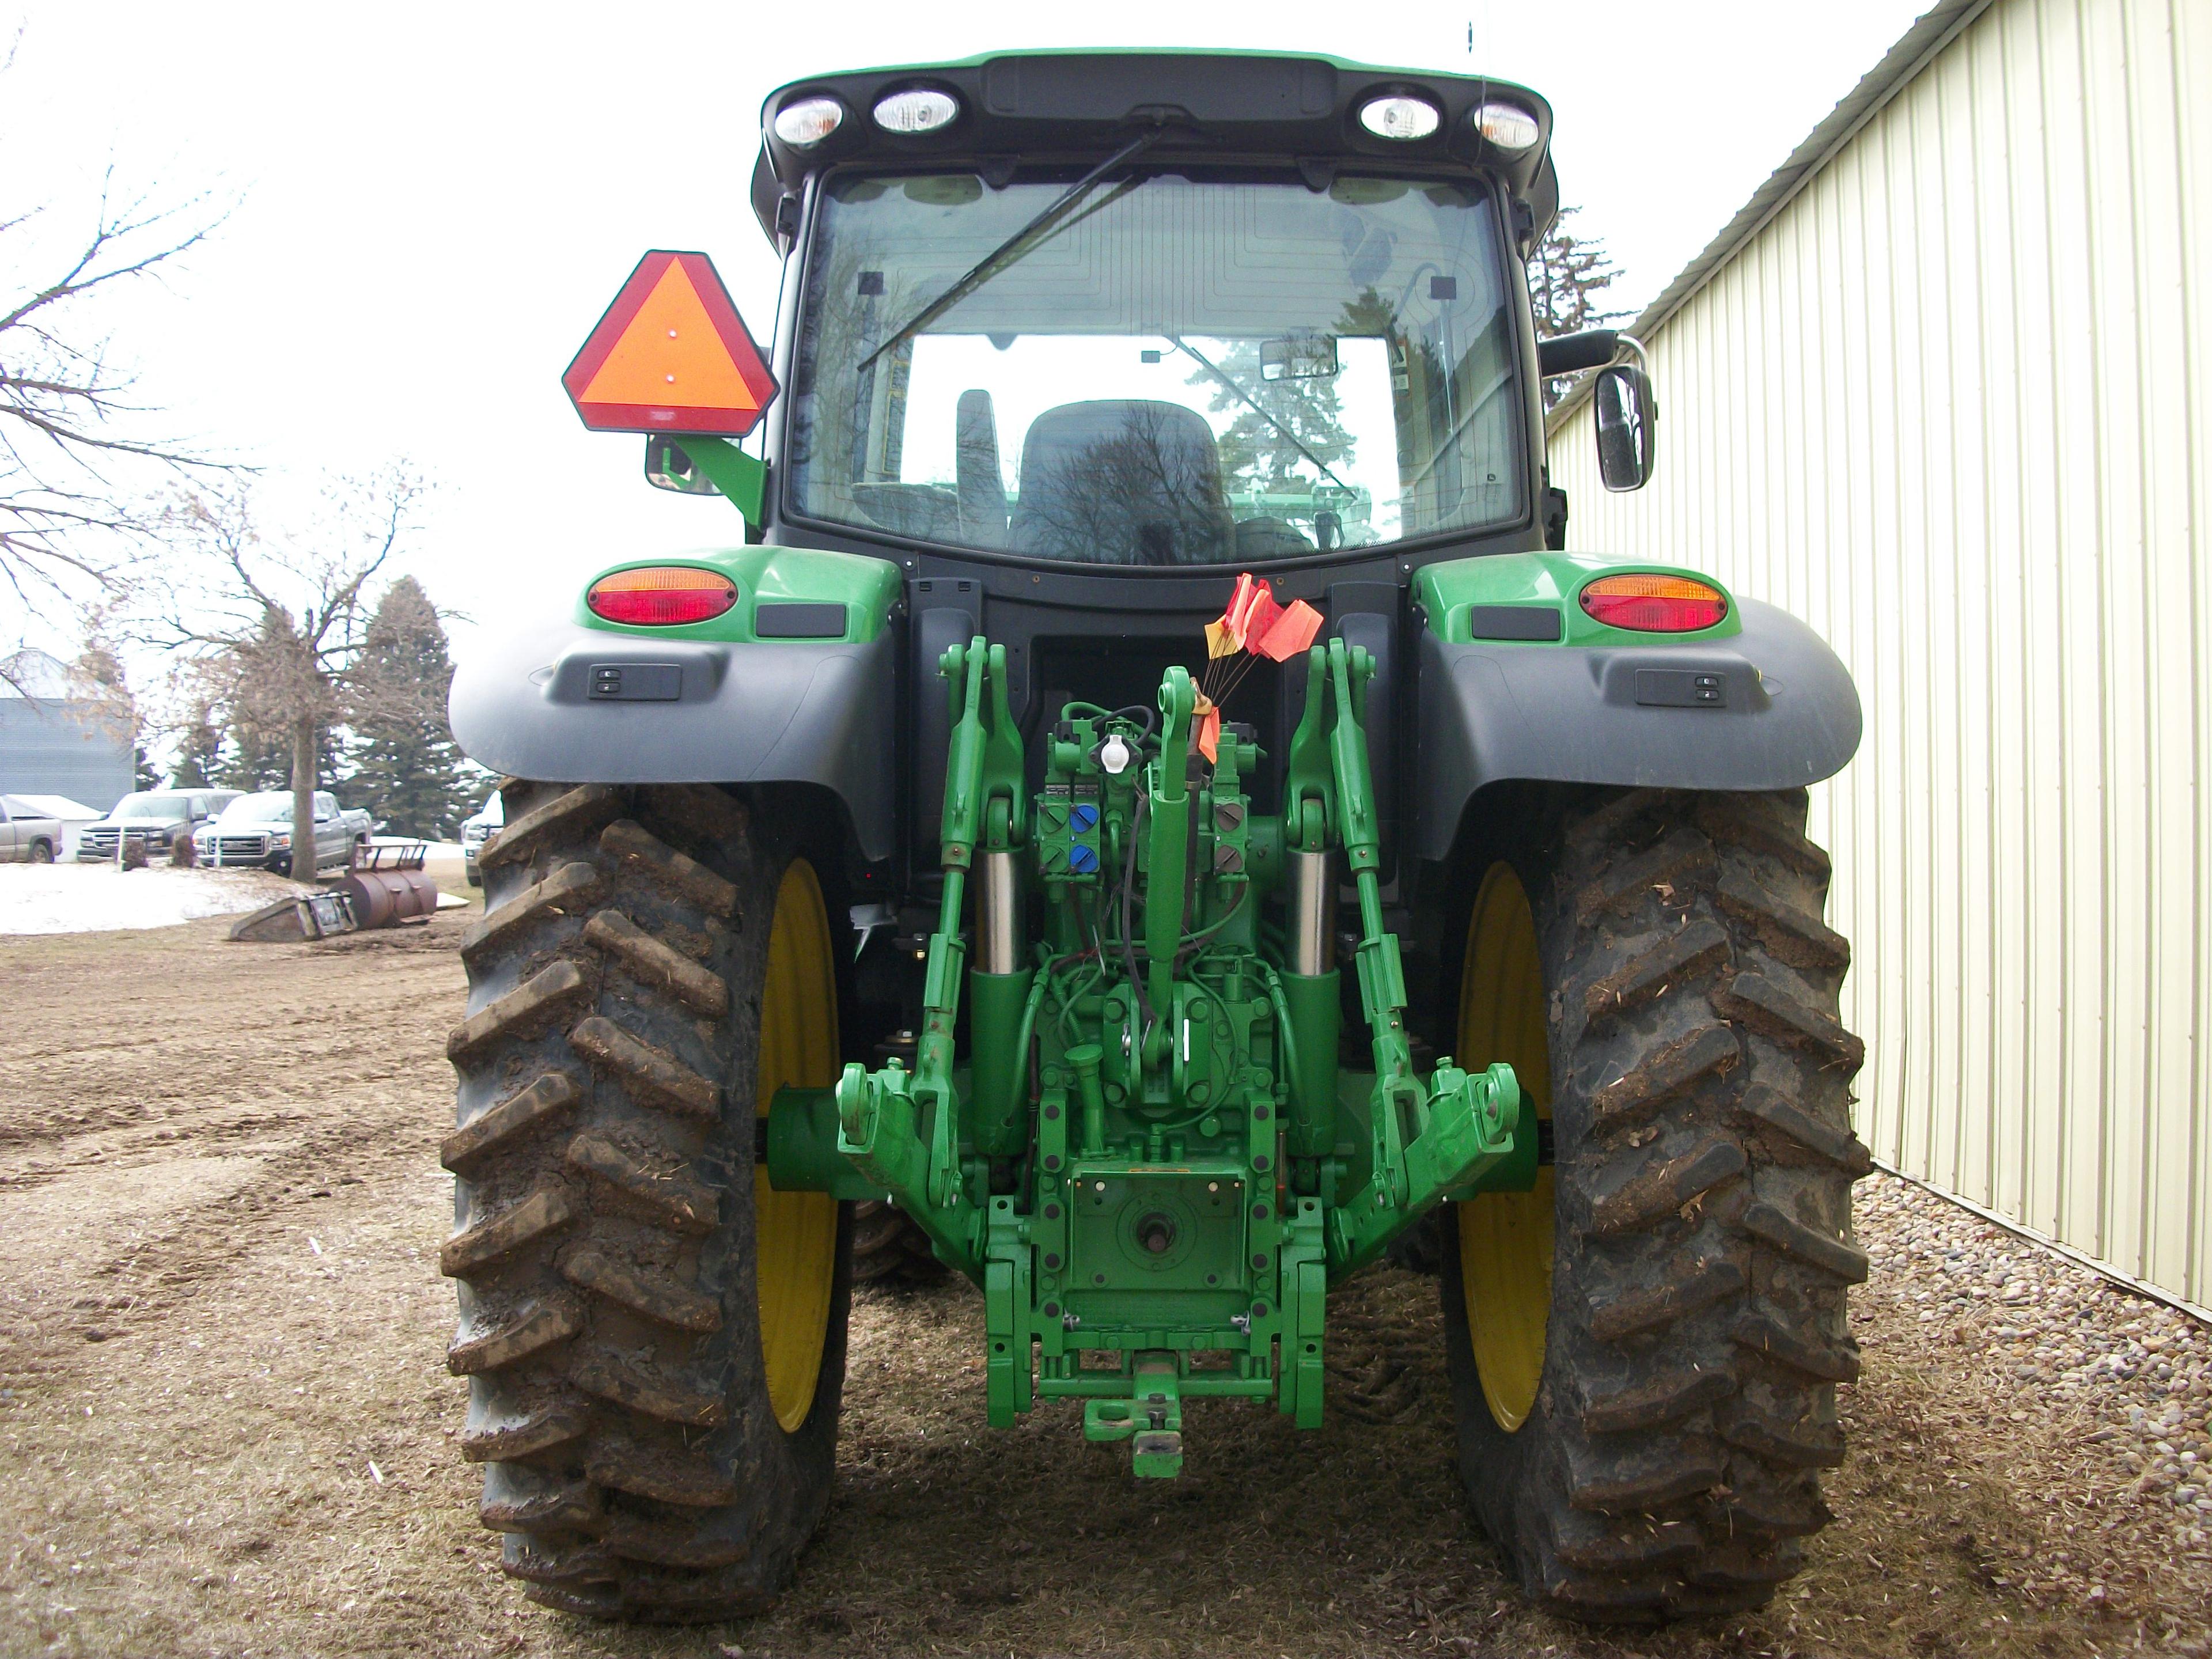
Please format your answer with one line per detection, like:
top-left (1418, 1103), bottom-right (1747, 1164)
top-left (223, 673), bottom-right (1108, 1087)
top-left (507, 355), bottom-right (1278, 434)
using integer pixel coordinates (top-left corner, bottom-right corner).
top-left (756, 601), bottom-right (850, 638)
top-left (1464, 604), bottom-right (1562, 642)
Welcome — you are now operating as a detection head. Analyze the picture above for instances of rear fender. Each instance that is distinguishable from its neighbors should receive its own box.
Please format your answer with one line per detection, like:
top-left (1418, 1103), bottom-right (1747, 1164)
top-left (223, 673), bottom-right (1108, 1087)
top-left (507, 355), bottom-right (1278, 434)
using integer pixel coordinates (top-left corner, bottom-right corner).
top-left (448, 546), bottom-right (903, 862)
top-left (1412, 553), bottom-right (1861, 863)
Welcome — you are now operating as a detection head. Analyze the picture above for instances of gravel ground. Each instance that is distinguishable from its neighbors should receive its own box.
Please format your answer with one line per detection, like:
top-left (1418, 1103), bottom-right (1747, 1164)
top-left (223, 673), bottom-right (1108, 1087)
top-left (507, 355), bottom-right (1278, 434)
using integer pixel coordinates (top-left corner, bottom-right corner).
top-left (1851, 1171), bottom-right (2212, 1608)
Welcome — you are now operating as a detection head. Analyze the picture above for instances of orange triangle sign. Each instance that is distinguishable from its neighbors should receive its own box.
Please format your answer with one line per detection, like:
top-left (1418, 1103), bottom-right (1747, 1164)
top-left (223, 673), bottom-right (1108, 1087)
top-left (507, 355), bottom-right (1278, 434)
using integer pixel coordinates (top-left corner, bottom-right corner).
top-left (563, 251), bottom-right (778, 437)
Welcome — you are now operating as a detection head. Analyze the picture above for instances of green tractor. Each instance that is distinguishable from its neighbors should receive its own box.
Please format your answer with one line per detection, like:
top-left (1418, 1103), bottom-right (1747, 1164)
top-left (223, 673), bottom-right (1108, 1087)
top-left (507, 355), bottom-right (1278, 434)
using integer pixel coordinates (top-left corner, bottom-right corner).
top-left (442, 50), bottom-right (1869, 1625)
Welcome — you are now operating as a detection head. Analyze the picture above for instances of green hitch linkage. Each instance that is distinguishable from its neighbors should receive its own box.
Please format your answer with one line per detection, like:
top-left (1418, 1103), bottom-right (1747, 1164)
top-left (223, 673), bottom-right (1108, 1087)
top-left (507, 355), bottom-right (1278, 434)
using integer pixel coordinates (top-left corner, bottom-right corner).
top-left (1139, 666), bottom-right (1197, 1072)
top-left (824, 636), bottom-right (1026, 1277)
top-left (1311, 637), bottom-right (1527, 1275)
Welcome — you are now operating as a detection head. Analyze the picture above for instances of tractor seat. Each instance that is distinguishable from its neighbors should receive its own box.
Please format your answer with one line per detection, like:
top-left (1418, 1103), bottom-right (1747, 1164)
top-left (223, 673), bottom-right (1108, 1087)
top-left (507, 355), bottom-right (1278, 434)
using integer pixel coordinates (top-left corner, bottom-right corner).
top-left (1008, 400), bottom-right (1235, 566)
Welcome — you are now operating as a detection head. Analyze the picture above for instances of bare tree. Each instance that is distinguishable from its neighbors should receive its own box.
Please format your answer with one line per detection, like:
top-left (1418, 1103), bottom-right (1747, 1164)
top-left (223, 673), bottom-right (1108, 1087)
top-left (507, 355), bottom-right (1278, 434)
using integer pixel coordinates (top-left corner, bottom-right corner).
top-left (69, 600), bottom-right (146, 782)
top-left (131, 467), bottom-right (426, 880)
top-left (1, 37), bottom-right (231, 677)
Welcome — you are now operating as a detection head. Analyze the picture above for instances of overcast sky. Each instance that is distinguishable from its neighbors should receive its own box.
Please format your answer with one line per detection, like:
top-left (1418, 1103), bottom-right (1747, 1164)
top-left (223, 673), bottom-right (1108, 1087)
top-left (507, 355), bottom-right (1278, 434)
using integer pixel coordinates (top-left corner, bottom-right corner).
top-left (3, 0), bottom-right (1927, 671)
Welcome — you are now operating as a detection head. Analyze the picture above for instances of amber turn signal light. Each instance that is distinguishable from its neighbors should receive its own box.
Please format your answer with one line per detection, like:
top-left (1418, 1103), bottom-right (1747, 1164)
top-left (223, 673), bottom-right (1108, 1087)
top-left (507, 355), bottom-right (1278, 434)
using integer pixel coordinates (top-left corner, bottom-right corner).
top-left (586, 566), bottom-right (738, 627)
top-left (1578, 573), bottom-right (1728, 632)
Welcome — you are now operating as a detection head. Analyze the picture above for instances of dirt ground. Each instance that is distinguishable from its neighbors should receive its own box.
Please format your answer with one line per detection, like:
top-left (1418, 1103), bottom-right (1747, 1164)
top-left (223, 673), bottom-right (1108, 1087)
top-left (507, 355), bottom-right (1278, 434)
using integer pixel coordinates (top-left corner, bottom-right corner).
top-left (3, 908), bottom-right (2209, 1658)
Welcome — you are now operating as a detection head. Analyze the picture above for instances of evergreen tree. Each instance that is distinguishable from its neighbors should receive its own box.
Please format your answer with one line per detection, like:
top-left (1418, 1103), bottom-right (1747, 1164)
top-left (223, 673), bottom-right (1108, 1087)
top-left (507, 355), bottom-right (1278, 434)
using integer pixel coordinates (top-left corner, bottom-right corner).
top-left (214, 722), bottom-right (291, 791)
top-left (171, 701), bottom-right (220, 789)
top-left (1187, 338), bottom-right (1356, 497)
top-left (1527, 206), bottom-right (1628, 408)
top-left (204, 608), bottom-right (310, 792)
top-left (340, 575), bottom-right (468, 839)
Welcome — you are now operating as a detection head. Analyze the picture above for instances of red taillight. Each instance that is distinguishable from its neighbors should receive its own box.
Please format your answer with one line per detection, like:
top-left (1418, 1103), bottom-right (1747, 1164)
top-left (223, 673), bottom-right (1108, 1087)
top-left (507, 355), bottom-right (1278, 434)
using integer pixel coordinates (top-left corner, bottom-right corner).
top-left (1579, 573), bottom-right (1729, 632)
top-left (586, 566), bottom-right (738, 626)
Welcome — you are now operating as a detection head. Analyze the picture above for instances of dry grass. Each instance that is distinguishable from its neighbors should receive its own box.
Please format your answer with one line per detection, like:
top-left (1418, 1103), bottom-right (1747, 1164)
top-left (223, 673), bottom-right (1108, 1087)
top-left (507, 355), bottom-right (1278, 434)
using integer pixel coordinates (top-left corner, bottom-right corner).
top-left (1, 916), bottom-right (2206, 1657)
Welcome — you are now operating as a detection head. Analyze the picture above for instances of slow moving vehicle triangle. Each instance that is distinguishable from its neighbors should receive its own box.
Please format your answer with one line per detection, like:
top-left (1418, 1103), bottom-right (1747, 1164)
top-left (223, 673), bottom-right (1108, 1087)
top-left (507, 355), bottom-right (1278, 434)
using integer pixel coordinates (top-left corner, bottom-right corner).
top-left (562, 249), bottom-right (778, 435)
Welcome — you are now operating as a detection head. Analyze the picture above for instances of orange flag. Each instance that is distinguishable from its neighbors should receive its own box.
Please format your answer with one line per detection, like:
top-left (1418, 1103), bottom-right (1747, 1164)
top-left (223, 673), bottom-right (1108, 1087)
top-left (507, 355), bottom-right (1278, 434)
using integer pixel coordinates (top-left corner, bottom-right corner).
top-left (1238, 585), bottom-right (1285, 649)
top-left (1191, 694), bottom-right (1222, 763)
top-left (1218, 573), bottom-right (1262, 650)
top-left (1255, 599), bottom-right (1323, 661)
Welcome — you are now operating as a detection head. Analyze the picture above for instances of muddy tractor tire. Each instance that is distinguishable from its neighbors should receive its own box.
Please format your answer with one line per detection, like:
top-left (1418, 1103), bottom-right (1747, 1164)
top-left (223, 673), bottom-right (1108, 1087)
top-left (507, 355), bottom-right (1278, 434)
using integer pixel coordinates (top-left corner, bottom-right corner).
top-left (442, 781), bottom-right (854, 1622)
top-left (1439, 787), bottom-right (1869, 1621)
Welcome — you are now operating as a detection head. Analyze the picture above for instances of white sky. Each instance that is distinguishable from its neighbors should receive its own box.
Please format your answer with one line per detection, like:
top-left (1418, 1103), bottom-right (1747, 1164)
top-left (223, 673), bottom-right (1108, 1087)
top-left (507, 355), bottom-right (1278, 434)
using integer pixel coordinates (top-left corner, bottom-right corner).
top-left (2, 0), bottom-right (1927, 672)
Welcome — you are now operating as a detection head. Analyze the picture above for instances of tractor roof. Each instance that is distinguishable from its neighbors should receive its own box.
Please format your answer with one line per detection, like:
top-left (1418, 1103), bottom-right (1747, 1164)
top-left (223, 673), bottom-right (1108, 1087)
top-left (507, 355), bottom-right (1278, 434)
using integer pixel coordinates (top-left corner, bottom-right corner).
top-left (749, 50), bottom-right (1558, 251)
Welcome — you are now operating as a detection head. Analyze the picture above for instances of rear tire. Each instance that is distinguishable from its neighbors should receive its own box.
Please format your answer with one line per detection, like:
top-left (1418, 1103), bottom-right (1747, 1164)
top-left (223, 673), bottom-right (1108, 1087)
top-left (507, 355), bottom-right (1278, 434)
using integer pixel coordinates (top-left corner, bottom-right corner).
top-left (443, 781), bottom-right (853, 1621)
top-left (1440, 788), bottom-right (1869, 1621)
top-left (28, 839), bottom-right (52, 864)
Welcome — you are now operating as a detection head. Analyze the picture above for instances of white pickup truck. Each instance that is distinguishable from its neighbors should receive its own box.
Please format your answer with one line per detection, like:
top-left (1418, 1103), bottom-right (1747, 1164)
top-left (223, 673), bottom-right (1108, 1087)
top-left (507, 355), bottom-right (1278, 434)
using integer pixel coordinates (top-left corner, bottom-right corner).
top-left (194, 790), bottom-right (373, 876)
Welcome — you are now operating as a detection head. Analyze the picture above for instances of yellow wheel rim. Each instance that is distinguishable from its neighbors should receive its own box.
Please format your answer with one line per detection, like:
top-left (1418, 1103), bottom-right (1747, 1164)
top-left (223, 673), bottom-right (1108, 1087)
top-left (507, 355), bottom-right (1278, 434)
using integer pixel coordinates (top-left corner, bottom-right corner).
top-left (1455, 862), bottom-right (1555, 1432)
top-left (753, 859), bottom-right (841, 1434)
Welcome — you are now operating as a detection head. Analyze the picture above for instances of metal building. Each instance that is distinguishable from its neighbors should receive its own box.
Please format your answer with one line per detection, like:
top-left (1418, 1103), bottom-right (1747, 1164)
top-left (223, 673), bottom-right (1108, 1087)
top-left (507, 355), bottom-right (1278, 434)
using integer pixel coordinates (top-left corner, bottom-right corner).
top-left (1544, 0), bottom-right (2211, 1315)
top-left (0, 649), bottom-right (135, 813)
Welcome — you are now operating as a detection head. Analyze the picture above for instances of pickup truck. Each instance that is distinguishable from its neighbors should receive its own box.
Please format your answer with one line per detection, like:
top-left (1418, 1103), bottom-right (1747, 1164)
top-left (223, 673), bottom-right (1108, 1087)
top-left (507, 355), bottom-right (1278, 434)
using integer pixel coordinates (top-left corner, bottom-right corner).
top-left (194, 790), bottom-right (372, 877)
top-left (0, 796), bottom-right (62, 863)
top-left (459, 789), bottom-right (503, 887)
top-left (76, 788), bottom-right (240, 861)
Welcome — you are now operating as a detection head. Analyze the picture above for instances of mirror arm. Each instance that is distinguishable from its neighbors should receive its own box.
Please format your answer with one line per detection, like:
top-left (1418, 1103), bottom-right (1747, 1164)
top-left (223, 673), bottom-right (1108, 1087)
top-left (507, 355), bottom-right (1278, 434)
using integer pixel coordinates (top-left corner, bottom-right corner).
top-left (676, 436), bottom-right (767, 529)
top-left (1536, 328), bottom-right (1648, 379)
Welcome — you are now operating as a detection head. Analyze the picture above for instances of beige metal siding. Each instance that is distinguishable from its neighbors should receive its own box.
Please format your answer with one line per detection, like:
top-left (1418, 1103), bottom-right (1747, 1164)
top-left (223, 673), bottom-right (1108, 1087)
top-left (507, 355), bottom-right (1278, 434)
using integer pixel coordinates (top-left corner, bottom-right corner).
top-left (1545, 0), bottom-right (2211, 1314)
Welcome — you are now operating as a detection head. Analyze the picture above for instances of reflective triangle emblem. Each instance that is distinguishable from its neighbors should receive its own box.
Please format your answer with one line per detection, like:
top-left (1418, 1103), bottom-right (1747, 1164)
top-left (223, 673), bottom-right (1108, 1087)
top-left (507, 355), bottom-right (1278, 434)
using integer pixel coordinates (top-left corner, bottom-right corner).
top-left (562, 250), bottom-right (778, 437)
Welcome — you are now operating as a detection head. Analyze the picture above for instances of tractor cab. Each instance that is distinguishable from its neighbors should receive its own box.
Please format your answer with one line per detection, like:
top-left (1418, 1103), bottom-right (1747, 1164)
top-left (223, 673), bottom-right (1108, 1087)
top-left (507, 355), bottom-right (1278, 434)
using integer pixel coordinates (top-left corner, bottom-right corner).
top-left (738, 54), bottom-right (1580, 572)
top-left (609, 55), bottom-right (1653, 881)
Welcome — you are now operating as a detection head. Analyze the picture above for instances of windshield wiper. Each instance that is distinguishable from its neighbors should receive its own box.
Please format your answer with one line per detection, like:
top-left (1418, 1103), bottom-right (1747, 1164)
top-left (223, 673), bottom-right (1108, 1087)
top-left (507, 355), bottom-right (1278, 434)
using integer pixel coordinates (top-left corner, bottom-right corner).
top-left (858, 131), bottom-right (1161, 371)
top-left (1170, 338), bottom-right (1354, 493)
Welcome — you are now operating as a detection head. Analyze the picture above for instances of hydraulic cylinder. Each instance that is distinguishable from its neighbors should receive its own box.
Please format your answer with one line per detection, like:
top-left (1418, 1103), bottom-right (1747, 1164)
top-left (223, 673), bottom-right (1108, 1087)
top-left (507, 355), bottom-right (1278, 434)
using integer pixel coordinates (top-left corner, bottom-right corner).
top-left (1280, 848), bottom-right (1340, 1158)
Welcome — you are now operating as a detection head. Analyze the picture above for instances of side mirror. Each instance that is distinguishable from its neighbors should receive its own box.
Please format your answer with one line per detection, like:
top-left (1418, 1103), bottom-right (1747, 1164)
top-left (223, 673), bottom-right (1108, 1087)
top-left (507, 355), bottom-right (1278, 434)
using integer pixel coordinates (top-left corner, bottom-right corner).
top-left (1594, 364), bottom-right (1656, 493)
top-left (645, 436), bottom-right (722, 496)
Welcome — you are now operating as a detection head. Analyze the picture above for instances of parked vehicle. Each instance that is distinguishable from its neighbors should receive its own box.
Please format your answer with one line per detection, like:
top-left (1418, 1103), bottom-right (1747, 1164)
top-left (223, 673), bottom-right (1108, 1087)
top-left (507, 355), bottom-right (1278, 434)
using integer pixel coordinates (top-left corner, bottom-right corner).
top-left (459, 790), bottom-right (503, 887)
top-left (75, 789), bottom-right (240, 861)
top-left (194, 790), bottom-right (371, 876)
top-left (0, 795), bottom-right (62, 863)
top-left (442, 52), bottom-right (1867, 1626)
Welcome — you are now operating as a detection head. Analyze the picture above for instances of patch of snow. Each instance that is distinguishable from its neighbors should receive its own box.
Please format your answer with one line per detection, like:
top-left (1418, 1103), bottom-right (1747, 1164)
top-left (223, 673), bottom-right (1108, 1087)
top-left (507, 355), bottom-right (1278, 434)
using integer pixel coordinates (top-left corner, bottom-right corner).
top-left (0, 863), bottom-right (308, 936)
top-left (4, 793), bottom-right (98, 820)
top-left (360, 836), bottom-right (464, 862)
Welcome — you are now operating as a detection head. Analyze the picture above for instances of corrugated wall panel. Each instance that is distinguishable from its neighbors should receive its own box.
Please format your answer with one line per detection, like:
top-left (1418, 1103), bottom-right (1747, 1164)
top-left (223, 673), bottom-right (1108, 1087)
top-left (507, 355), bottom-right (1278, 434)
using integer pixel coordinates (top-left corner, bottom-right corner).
top-left (1545, 0), bottom-right (2210, 1313)
top-left (2181, 0), bottom-right (2212, 1316)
